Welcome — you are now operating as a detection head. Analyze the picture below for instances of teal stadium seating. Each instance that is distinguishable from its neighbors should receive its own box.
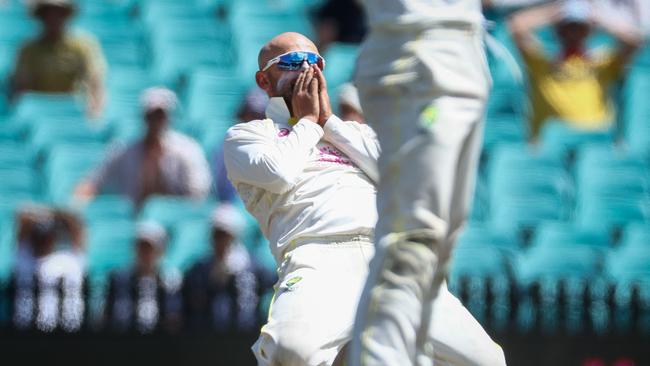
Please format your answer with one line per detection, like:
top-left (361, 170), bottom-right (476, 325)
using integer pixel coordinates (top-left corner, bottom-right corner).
top-left (487, 144), bottom-right (573, 231)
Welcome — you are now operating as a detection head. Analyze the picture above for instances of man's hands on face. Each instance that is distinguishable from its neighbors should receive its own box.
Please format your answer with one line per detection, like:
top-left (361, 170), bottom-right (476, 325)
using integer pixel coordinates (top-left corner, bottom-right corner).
top-left (292, 66), bottom-right (320, 124)
top-left (313, 65), bottom-right (332, 127)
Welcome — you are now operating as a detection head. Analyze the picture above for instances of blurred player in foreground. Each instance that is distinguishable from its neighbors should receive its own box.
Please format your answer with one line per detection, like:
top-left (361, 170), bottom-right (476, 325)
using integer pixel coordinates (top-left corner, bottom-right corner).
top-left (349, 0), bottom-right (503, 365)
top-left (224, 32), bottom-right (504, 366)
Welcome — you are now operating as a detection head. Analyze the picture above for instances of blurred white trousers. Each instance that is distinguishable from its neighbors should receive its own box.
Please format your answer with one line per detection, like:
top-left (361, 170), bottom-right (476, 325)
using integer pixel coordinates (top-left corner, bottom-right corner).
top-left (349, 25), bottom-right (503, 366)
top-left (252, 239), bottom-right (504, 366)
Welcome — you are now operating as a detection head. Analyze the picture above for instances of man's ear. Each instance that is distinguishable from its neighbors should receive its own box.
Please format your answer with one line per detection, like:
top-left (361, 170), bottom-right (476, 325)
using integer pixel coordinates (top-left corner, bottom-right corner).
top-left (256, 71), bottom-right (271, 93)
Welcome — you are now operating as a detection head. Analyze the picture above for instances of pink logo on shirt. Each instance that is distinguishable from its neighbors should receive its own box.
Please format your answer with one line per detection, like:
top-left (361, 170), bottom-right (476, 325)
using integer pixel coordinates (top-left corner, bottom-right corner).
top-left (318, 146), bottom-right (352, 166)
top-left (278, 128), bottom-right (290, 137)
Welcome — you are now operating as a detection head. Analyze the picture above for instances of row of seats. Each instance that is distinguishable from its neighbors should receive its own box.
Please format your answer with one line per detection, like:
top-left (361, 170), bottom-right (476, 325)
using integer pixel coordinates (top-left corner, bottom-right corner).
top-left (2, 134), bottom-right (648, 231)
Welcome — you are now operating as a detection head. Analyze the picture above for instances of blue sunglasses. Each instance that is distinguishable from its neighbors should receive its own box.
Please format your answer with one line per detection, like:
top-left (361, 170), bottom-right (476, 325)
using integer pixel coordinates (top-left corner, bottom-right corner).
top-left (262, 51), bottom-right (325, 72)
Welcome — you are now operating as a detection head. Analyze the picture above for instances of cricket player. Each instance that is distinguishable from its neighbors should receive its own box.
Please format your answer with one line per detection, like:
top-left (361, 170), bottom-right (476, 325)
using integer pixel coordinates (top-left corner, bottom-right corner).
top-left (224, 32), bottom-right (505, 366)
top-left (348, 0), bottom-right (505, 365)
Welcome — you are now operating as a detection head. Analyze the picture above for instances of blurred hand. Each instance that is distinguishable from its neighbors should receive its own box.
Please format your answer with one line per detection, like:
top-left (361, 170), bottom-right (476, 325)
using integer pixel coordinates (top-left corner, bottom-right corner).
top-left (314, 65), bottom-right (332, 127)
top-left (291, 67), bottom-right (320, 124)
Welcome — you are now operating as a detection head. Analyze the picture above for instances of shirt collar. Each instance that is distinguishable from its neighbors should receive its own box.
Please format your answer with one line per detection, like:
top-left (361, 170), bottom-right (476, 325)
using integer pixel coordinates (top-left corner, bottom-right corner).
top-left (265, 97), bottom-right (297, 126)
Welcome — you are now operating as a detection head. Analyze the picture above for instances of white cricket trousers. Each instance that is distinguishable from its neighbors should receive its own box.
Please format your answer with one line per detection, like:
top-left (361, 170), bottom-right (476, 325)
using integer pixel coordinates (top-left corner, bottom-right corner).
top-left (252, 239), bottom-right (505, 366)
top-left (349, 25), bottom-right (503, 366)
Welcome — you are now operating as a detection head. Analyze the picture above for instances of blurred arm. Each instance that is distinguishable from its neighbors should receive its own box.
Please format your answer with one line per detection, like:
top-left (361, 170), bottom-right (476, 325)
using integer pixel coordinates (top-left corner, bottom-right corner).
top-left (593, 13), bottom-right (644, 67)
top-left (509, 2), bottom-right (562, 54)
top-left (223, 119), bottom-right (324, 194)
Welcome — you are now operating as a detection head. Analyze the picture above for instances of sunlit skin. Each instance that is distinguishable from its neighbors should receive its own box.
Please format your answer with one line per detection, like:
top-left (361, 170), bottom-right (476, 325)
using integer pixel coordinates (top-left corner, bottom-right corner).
top-left (36, 5), bottom-right (73, 42)
top-left (144, 108), bottom-right (169, 142)
top-left (136, 239), bottom-right (162, 276)
top-left (254, 32), bottom-right (332, 126)
top-left (212, 229), bottom-right (235, 263)
top-left (555, 21), bottom-right (591, 54)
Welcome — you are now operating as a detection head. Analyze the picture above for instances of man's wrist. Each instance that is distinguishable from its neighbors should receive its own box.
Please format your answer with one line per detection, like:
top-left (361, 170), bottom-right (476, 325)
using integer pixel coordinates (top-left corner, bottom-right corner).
top-left (319, 113), bottom-right (332, 127)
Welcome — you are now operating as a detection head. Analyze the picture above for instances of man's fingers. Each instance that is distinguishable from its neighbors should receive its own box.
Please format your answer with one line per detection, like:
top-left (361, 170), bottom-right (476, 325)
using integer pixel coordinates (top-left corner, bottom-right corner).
top-left (303, 66), bottom-right (315, 92)
top-left (293, 69), bottom-right (307, 96)
top-left (314, 65), bottom-right (327, 91)
top-left (309, 76), bottom-right (319, 96)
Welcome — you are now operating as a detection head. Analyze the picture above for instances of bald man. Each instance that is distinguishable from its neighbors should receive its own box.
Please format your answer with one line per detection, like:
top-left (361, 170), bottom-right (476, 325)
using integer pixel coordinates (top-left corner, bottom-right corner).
top-left (223, 32), bottom-right (380, 365)
top-left (224, 32), bottom-right (505, 366)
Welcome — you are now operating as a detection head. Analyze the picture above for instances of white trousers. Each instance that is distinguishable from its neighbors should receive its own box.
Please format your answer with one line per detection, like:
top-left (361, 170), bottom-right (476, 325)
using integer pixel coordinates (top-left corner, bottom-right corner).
top-left (253, 239), bottom-right (504, 366)
top-left (349, 26), bottom-right (500, 366)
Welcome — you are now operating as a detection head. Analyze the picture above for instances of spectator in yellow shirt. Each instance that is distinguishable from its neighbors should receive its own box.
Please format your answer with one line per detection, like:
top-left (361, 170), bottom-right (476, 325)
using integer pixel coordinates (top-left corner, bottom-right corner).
top-left (10, 0), bottom-right (106, 118)
top-left (509, 0), bottom-right (643, 140)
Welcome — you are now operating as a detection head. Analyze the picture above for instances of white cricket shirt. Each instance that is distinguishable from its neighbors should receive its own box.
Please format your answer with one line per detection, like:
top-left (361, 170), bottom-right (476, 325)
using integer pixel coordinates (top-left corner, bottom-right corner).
top-left (223, 98), bottom-right (380, 264)
top-left (362, 0), bottom-right (484, 31)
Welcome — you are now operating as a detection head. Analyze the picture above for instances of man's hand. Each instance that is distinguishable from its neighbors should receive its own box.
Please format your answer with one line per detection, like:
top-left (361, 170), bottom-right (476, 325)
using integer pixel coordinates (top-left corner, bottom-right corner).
top-left (314, 65), bottom-right (332, 127)
top-left (291, 67), bottom-right (320, 124)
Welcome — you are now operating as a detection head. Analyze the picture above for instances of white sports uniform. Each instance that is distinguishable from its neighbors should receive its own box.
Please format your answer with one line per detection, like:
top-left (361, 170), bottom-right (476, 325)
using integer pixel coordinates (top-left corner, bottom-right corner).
top-left (350, 0), bottom-right (505, 365)
top-left (224, 97), bottom-right (379, 365)
top-left (224, 97), bottom-right (503, 366)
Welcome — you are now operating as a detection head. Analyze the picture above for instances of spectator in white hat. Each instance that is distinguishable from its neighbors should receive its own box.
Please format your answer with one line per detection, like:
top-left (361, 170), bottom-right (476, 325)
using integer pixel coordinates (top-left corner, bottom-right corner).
top-left (509, 0), bottom-right (644, 139)
top-left (74, 87), bottom-right (211, 208)
top-left (105, 220), bottom-right (183, 333)
top-left (183, 204), bottom-right (270, 332)
top-left (10, 0), bottom-right (106, 118)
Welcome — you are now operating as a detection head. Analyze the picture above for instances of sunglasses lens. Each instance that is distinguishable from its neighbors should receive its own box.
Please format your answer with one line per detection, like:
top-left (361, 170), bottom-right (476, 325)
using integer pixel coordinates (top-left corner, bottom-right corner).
top-left (276, 52), bottom-right (322, 70)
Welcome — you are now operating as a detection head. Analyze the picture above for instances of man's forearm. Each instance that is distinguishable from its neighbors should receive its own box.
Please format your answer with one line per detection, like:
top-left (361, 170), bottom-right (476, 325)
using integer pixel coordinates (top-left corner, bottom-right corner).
top-left (594, 14), bottom-right (645, 49)
top-left (509, 2), bottom-right (560, 35)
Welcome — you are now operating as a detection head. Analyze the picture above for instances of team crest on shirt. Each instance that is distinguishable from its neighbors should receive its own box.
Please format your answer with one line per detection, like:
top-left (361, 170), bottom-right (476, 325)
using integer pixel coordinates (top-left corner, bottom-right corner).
top-left (282, 276), bottom-right (302, 291)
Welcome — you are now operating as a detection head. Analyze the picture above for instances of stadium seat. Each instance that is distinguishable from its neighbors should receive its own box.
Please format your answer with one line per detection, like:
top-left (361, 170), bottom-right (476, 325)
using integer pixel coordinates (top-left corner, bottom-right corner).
top-left (44, 143), bottom-right (108, 204)
top-left (574, 145), bottom-right (649, 200)
top-left (0, 167), bottom-right (39, 198)
top-left (483, 114), bottom-right (527, 149)
top-left (450, 245), bottom-right (510, 280)
top-left (574, 145), bottom-right (650, 230)
top-left (577, 198), bottom-right (649, 230)
top-left (12, 93), bottom-right (85, 122)
top-left (0, 142), bottom-right (35, 169)
top-left (0, 221), bottom-right (15, 285)
top-left (619, 223), bottom-right (650, 251)
top-left (165, 220), bottom-right (211, 271)
top-left (80, 195), bottom-right (135, 224)
top-left (487, 144), bottom-right (573, 230)
top-left (605, 249), bottom-right (650, 284)
top-left (139, 196), bottom-right (217, 230)
top-left (530, 222), bottom-right (610, 252)
top-left (622, 70), bottom-right (650, 154)
top-left (87, 220), bottom-right (136, 280)
top-left (515, 245), bottom-right (601, 286)
top-left (29, 120), bottom-right (108, 155)
top-left (540, 120), bottom-right (615, 153)
top-left (456, 224), bottom-right (520, 256)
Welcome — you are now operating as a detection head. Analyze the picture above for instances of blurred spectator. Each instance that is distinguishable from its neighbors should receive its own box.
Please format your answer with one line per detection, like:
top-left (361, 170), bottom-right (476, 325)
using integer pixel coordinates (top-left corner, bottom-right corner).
top-left (485, 0), bottom-right (650, 35)
top-left (10, 205), bottom-right (86, 332)
top-left (74, 87), bottom-right (211, 208)
top-left (9, 0), bottom-right (106, 118)
top-left (183, 205), bottom-right (271, 333)
top-left (591, 0), bottom-right (650, 36)
top-left (314, 0), bottom-right (367, 51)
top-left (337, 82), bottom-right (365, 123)
top-left (509, 0), bottom-right (643, 139)
top-left (212, 87), bottom-right (268, 203)
top-left (104, 221), bottom-right (182, 334)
